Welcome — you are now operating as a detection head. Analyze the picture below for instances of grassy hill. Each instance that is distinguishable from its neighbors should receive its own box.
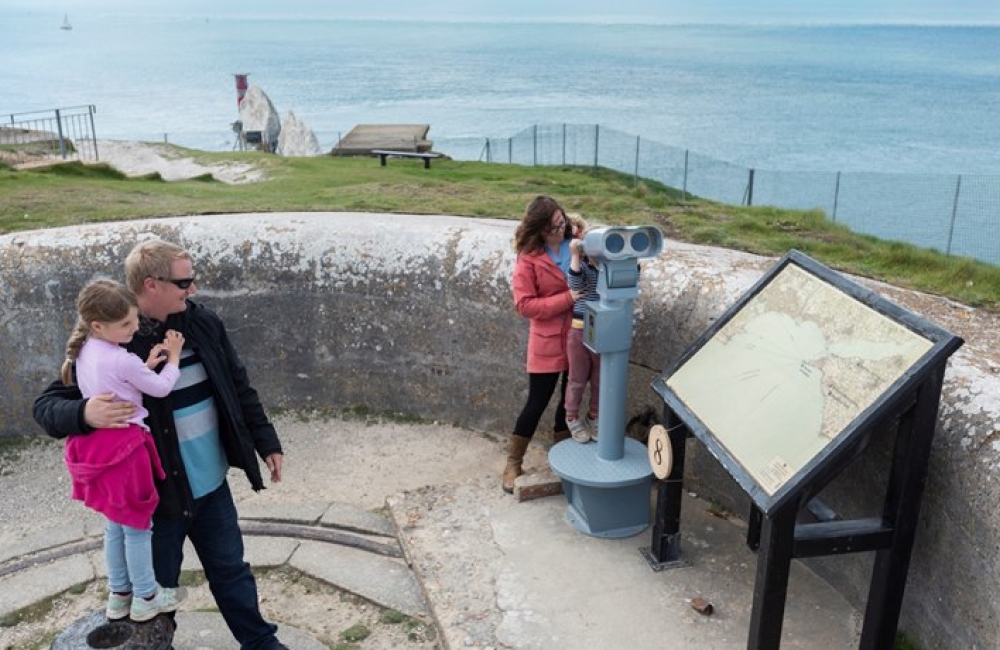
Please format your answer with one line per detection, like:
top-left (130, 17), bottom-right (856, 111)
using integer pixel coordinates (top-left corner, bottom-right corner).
top-left (3, 148), bottom-right (999, 311)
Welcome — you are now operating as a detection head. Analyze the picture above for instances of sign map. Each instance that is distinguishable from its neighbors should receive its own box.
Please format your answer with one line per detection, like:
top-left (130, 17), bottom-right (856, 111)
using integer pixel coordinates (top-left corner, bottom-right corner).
top-left (665, 264), bottom-right (934, 495)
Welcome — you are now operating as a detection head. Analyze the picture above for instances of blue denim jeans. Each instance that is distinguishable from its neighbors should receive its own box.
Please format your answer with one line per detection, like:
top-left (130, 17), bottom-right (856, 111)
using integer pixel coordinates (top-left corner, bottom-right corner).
top-left (152, 480), bottom-right (279, 650)
top-left (104, 519), bottom-right (157, 598)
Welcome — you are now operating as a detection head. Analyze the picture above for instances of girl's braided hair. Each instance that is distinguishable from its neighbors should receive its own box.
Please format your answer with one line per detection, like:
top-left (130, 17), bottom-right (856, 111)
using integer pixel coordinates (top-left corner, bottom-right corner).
top-left (60, 279), bottom-right (137, 385)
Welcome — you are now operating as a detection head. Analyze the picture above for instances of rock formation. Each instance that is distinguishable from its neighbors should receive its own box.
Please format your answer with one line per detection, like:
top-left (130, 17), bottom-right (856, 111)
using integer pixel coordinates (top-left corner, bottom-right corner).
top-left (277, 110), bottom-right (322, 157)
top-left (238, 85), bottom-right (281, 152)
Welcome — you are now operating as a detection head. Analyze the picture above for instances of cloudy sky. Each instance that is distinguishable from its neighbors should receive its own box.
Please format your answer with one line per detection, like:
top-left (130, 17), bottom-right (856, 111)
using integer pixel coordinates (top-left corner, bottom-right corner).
top-left (7, 0), bottom-right (1000, 23)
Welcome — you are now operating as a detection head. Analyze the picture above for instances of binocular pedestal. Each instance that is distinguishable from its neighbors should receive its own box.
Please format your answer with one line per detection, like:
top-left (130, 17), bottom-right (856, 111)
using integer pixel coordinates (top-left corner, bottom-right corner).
top-left (549, 342), bottom-right (653, 538)
top-left (548, 226), bottom-right (662, 538)
top-left (549, 436), bottom-right (652, 538)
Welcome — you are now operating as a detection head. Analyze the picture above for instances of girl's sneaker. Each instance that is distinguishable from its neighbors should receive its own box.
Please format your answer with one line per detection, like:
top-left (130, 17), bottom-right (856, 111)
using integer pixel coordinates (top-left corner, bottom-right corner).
top-left (130, 585), bottom-right (185, 622)
top-left (568, 417), bottom-right (590, 443)
top-left (587, 414), bottom-right (599, 441)
top-left (106, 592), bottom-right (133, 620)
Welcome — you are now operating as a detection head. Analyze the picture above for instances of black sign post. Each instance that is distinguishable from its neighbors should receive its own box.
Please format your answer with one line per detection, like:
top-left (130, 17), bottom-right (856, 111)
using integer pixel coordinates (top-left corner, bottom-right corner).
top-left (640, 407), bottom-right (689, 570)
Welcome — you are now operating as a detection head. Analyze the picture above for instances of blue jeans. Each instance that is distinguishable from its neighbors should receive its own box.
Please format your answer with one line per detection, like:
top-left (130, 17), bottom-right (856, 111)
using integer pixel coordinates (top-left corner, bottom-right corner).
top-left (105, 519), bottom-right (157, 597)
top-left (151, 481), bottom-right (279, 650)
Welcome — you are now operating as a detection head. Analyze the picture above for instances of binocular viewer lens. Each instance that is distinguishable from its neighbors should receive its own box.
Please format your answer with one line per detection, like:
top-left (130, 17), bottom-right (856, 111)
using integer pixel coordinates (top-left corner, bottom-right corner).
top-left (605, 233), bottom-right (626, 254)
top-left (582, 226), bottom-right (663, 262)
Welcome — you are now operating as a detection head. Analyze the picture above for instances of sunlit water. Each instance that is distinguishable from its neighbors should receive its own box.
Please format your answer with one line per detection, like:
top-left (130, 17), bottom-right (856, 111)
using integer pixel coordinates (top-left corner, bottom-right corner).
top-left (3, 12), bottom-right (1000, 174)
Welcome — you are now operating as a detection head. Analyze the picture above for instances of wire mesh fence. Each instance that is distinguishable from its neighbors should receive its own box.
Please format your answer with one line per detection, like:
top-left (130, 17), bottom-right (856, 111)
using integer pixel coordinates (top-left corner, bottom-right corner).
top-left (437, 123), bottom-right (1000, 267)
top-left (0, 105), bottom-right (99, 167)
top-left (4, 112), bottom-right (997, 266)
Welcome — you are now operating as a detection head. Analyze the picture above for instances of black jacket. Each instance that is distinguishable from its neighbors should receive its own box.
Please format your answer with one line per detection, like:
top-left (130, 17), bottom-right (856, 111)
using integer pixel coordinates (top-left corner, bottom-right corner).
top-left (34, 300), bottom-right (282, 520)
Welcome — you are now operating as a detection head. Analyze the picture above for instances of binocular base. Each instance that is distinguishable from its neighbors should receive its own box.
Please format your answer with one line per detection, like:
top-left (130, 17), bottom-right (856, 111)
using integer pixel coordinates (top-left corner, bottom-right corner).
top-left (548, 437), bottom-right (653, 538)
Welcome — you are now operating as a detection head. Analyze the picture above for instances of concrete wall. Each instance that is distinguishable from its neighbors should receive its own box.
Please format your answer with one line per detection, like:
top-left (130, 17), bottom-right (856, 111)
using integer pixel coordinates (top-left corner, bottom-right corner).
top-left (2, 213), bottom-right (998, 648)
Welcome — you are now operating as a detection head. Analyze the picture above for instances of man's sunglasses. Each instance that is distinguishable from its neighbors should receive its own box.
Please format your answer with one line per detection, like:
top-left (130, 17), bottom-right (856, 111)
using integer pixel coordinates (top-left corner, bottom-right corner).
top-left (157, 276), bottom-right (196, 290)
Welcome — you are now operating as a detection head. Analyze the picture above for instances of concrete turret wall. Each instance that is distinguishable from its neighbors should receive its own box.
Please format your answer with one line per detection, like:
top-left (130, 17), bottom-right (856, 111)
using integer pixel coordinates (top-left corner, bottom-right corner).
top-left (1, 213), bottom-right (997, 648)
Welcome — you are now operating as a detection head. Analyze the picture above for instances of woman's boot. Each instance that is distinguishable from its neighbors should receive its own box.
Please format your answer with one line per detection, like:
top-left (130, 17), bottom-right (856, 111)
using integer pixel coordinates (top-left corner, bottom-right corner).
top-left (502, 435), bottom-right (531, 494)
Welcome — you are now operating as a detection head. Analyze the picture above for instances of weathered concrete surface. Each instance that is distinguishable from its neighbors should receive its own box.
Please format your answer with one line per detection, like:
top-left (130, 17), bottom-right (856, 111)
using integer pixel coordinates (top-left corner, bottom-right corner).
top-left (52, 609), bottom-right (327, 650)
top-left (1, 213), bottom-right (998, 648)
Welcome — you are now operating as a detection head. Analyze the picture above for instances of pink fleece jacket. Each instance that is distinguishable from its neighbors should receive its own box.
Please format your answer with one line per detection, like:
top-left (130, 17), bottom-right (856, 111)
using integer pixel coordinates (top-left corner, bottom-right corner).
top-left (64, 424), bottom-right (165, 529)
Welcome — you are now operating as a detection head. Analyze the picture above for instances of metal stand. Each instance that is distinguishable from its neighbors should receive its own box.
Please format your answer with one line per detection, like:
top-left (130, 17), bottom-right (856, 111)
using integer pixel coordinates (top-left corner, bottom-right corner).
top-left (648, 251), bottom-right (963, 649)
top-left (740, 367), bottom-right (948, 649)
top-left (641, 408), bottom-right (689, 570)
top-left (548, 226), bottom-right (663, 539)
top-left (548, 315), bottom-right (654, 538)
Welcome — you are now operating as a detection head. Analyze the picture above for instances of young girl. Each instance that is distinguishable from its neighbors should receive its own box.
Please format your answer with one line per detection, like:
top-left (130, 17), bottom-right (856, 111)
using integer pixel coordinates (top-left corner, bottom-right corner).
top-left (61, 279), bottom-right (186, 622)
top-left (565, 215), bottom-right (601, 442)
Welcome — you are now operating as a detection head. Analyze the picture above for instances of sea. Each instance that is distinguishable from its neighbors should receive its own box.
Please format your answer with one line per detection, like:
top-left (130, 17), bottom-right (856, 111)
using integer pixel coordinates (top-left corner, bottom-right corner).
top-left (3, 11), bottom-right (1000, 176)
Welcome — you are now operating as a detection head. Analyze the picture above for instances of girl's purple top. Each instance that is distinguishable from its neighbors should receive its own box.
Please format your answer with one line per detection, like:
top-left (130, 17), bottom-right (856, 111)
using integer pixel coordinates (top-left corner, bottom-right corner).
top-left (75, 337), bottom-right (179, 429)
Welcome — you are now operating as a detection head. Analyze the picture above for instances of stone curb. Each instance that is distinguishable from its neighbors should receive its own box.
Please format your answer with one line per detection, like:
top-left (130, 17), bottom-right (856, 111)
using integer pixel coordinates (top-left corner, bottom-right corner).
top-left (0, 500), bottom-right (430, 624)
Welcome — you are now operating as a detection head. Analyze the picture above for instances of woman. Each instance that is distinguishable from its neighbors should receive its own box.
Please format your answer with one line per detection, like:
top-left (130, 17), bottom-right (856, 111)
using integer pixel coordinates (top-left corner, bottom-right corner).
top-left (504, 195), bottom-right (581, 493)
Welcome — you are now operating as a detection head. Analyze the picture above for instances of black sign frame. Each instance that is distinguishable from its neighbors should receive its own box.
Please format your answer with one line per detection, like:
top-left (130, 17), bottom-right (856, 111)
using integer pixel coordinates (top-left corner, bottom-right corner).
top-left (653, 249), bottom-right (959, 517)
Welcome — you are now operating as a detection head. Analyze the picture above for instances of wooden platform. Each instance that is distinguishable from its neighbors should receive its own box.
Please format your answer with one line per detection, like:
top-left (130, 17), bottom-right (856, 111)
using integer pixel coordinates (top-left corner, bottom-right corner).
top-left (332, 124), bottom-right (433, 156)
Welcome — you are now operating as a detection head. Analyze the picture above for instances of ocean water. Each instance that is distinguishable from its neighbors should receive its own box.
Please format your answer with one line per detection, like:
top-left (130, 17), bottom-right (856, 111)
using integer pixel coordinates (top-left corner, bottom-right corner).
top-left (3, 11), bottom-right (1000, 176)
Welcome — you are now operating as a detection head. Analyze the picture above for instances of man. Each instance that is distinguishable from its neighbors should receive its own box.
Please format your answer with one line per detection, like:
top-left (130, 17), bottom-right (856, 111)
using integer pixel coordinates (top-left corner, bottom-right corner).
top-left (34, 239), bottom-right (288, 650)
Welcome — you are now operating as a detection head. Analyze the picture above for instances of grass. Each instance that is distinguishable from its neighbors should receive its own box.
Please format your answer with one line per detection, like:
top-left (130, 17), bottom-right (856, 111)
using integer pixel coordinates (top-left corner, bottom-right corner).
top-left (3, 147), bottom-right (999, 311)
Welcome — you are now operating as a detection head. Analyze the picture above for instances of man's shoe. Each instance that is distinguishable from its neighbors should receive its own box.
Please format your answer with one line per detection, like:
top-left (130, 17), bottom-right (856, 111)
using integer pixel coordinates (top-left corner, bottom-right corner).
top-left (106, 592), bottom-right (132, 620)
top-left (130, 585), bottom-right (185, 622)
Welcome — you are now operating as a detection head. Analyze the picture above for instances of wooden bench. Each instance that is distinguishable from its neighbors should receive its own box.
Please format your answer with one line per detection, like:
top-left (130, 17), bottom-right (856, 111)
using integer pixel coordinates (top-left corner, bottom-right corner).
top-left (372, 149), bottom-right (442, 169)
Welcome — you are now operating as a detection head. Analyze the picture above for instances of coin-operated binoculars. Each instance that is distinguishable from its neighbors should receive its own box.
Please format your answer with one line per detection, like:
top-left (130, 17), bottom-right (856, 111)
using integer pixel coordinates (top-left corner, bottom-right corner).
top-left (548, 226), bottom-right (663, 538)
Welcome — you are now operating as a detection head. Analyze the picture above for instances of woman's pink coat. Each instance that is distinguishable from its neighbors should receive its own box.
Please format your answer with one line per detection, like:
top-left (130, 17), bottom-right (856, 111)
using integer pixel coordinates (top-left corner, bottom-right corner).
top-left (512, 249), bottom-right (575, 373)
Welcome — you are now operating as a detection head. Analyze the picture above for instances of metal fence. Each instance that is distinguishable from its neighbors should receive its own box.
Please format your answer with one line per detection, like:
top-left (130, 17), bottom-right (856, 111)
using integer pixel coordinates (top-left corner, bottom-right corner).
top-left (436, 124), bottom-right (1000, 267)
top-left (0, 105), bottom-right (99, 167)
top-left (4, 112), bottom-right (997, 266)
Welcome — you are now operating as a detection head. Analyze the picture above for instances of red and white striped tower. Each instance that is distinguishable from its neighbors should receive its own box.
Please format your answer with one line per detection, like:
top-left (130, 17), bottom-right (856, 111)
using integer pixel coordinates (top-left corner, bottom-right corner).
top-left (233, 73), bottom-right (250, 108)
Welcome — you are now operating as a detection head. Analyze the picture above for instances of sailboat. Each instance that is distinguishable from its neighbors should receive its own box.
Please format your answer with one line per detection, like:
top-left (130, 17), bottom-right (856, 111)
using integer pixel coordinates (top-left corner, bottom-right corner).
top-left (60, 14), bottom-right (72, 30)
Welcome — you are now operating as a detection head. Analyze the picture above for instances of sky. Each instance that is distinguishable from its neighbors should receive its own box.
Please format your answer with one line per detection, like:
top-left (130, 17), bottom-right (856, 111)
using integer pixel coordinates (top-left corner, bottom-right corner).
top-left (7, 0), bottom-right (1000, 24)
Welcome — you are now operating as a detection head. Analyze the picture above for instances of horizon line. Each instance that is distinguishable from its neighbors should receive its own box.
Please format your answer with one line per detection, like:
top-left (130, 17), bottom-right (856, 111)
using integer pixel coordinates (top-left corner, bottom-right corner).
top-left (5, 9), bottom-right (1000, 27)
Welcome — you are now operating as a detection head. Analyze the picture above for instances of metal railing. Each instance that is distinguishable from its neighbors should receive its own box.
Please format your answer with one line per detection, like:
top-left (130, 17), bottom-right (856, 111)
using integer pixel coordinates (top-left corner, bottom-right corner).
top-left (436, 124), bottom-right (1000, 267)
top-left (1, 105), bottom-right (99, 167)
top-left (4, 113), bottom-right (997, 266)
